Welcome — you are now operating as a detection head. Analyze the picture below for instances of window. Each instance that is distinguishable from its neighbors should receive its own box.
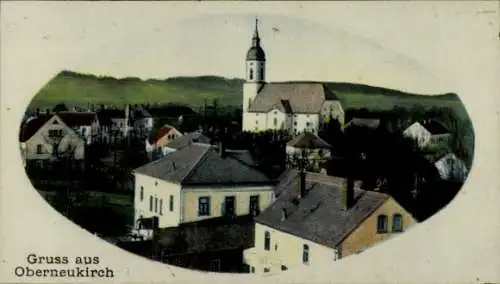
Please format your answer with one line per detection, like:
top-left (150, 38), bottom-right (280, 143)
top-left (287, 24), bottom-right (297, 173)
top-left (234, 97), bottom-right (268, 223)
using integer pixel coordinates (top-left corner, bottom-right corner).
top-left (140, 186), bottom-right (144, 201)
top-left (154, 197), bottom-right (158, 213)
top-left (255, 120), bottom-right (259, 125)
top-left (281, 265), bottom-right (288, 271)
top-left (377, 215), bottom-right (388, 233)
top-left (293, 121), bottom-right (297, 126)
top-left (274, 118), bottom-right (278, 126)
top-left (249, 69), bottom-right (254, 80)
top-left (249, 195), bottom-right (260, 216)
top-left (36, 144), bottom-right (43, 154)
top-left (159, 199), bottom-right (163, 215)
top-left (264, 231), bottom-right (271, 251)
top-left (392, 214), bottom-right (403, 232)
top-left (48, 129), bottom-right (63, 138)
top-left (260, 68), bottom-right (264, 81)
top-left (169, 195), bottom-right (174, 212)
top-left (302, 244), bottom-right (309, 264)
top-left (263, 268), bottom-right (270, 273)
top-left (149, 196), bottom-right (153, 212)
top-left (198, 196), bottom-right (210, 216)
top-left (251, 266), bottom-right (255, 273)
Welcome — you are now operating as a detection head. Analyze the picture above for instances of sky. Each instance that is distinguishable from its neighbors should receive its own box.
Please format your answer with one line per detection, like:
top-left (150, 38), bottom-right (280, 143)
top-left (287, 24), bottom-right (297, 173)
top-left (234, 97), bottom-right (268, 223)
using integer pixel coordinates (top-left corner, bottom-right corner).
top-left (1, 2), bottom-right (498, 98)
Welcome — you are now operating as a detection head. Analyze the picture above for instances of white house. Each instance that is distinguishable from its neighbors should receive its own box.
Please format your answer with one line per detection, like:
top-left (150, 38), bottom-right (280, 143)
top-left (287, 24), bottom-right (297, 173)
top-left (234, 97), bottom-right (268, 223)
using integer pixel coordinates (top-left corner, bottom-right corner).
top-left (96, 106), bottom-right (132, 142)
top-left (434, 153), bottom-right (469, 182)
top-left (403, 120), bottom-right (450, 148)
top-left (56, 111), bottom-right (100, 145)
top-left (242, 20), bottom-right (344, 134)
top-left (145, 125), bottom-right (183, 161)
top-left (243, 169), bottom-right (417, 274)
top-left (132, 143), bottom-right (277, 236)
top-left (19, 114), bottom-right (86, 165)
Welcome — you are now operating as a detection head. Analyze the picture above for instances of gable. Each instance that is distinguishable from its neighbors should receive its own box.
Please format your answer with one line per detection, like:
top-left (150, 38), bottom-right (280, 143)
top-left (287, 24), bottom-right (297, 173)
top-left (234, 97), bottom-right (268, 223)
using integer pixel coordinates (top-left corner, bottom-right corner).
top-left (339, 197), bottom-right (417, 255)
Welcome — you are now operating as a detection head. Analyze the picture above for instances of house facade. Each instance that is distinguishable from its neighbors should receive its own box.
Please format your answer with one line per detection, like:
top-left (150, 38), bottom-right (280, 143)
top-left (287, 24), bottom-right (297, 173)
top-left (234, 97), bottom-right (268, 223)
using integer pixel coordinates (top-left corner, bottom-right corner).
top-left (434, 153), bottom-right (469, 182)
top-left (19, 114), bottom-right (86, 165)
top-left (285, 132), bottom-right (332, 171)
top-left (241, 20), bottom-right (344, 134)
top-left (145, 125), bottom-right (183, 160)
top-left (243, 170), bottom-right (416, 274)
top-left (403, 120), bottom-right (451, 148)
top-left (133, 143), bottom-right (277, 232)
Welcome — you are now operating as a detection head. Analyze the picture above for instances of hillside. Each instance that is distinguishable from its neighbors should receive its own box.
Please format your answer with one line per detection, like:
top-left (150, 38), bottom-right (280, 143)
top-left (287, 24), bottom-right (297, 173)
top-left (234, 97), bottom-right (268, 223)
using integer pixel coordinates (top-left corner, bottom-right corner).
top-left (30, 71), bottom-right (245, 108)
top-left (29, 70), bottom-right (469, 119)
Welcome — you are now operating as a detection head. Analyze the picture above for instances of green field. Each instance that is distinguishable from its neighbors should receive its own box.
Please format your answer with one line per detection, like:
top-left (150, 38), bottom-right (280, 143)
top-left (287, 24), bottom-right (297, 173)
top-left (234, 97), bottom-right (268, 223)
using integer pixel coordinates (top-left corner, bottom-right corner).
top-left (29, 70), bottom-right (470, 120)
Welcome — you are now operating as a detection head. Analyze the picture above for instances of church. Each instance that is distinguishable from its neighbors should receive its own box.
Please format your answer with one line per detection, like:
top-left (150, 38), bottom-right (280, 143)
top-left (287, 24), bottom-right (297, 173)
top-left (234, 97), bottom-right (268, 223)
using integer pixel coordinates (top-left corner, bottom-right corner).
top-left (242, 20), bottom-right (345, 134)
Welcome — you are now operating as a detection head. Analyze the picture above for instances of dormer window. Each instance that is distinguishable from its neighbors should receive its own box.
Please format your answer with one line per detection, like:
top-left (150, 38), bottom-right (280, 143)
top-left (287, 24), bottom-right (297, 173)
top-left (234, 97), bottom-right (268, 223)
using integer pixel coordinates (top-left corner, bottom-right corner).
top-left (249, 69), bottom-right (254, 80)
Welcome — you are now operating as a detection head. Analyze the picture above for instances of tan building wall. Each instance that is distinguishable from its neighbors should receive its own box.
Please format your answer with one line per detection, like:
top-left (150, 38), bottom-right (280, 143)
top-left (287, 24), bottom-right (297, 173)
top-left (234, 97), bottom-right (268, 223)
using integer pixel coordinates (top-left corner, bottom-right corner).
top-left (340, 198), bottom-right (416, 257)
top-left (244, 223), bottom-right (338, 274)
top-left (181, 186), bottom-right (275, 223)
top-left (134, 175), bottom-right (276, 228)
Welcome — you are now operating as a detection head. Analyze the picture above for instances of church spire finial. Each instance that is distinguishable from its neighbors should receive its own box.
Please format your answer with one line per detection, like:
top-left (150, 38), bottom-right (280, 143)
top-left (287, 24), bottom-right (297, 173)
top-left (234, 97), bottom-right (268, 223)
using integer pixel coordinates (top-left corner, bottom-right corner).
top-left (252, 17), bottom-right (261, 46)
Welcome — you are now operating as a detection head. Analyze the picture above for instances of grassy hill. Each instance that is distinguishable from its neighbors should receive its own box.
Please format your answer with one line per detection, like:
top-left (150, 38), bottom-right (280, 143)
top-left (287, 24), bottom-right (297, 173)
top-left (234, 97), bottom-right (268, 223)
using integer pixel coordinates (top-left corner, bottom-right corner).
top-left (29, 70), bottom-right (470, 120)
top-left (30, 71), bottom-right (245, 109)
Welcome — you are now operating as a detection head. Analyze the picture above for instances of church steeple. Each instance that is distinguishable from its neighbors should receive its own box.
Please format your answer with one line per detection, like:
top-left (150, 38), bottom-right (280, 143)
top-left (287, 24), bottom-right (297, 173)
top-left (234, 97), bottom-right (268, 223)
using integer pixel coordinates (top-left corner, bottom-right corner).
top-left (243, 18), bottom-right (266, 114)
top-left (246, 17), bottom-right (266, 62)
top-left (252, 18), bottom-right (261, 47)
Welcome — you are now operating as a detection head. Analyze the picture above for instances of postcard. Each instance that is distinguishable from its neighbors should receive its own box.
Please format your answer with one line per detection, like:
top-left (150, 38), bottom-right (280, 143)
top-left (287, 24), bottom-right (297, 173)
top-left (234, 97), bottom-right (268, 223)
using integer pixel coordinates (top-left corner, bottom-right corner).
top-left (1, 1), bottom-right (499, 283)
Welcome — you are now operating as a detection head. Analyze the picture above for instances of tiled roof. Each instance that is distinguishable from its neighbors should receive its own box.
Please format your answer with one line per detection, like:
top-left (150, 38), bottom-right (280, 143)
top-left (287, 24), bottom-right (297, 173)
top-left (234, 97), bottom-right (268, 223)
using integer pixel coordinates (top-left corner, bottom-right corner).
top-left (147, 126), bottom-right (174, 145)
top-left (134, 144), bottom-right (274, 186)
top-left (420, 120), bottom-right (449, 135)
top-left (248, 83), bottom-right (338, 114)
top-left (286, 132), bottom-right (331, 149)
top-left (255, 169), bottom-right (390, 249)
top-left (19, 115), bottom-right (52, 142)
top-left (166, 132), bottom-right (211, 150)
top-left (56, 111), bottom-right (97, 127)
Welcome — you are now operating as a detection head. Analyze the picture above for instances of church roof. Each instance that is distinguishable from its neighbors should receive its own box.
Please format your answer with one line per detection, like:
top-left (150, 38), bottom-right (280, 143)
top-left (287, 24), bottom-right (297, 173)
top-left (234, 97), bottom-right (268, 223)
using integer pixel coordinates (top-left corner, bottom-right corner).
top-left (248, 82), bottom-right (338, 114)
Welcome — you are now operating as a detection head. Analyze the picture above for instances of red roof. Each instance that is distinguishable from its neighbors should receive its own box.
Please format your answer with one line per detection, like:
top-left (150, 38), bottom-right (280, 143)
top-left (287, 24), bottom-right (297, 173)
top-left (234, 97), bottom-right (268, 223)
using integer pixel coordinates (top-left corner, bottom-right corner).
top-left (148, 126), bottom-right (174, 145)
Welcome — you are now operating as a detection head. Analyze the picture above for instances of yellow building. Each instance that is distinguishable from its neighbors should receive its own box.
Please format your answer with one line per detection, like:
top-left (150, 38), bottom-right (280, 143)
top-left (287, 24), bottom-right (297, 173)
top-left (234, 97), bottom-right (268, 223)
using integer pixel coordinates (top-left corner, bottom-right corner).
top-left (133, 143), bottom-right (277, 231)
top-left (243, 170), bottom-right (417, 274)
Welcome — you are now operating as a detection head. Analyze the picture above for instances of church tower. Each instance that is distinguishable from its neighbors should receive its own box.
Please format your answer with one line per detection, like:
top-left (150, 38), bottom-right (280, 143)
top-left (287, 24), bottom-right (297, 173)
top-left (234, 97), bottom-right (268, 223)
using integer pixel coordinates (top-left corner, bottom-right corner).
top-left (243, 18), bottom-right (266, 113)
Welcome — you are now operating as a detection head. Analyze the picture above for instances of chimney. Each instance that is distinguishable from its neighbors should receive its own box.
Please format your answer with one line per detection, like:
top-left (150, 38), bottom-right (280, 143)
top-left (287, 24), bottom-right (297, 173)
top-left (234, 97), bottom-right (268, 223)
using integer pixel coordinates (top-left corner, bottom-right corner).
top-left (341, 177), bottom-right (355, 211)
top-left (297, 170), bottom-right (306, 198)
top-left (281, 208), bottom-right (288, 222)
top-left (218, 141), bottom-right (226, 158)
